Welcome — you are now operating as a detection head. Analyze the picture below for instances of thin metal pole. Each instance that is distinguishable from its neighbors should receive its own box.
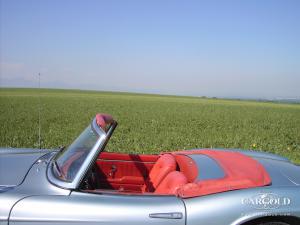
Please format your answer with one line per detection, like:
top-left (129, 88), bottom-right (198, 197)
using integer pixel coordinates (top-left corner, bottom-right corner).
top-left (38, 73), bottom-right (41, 149)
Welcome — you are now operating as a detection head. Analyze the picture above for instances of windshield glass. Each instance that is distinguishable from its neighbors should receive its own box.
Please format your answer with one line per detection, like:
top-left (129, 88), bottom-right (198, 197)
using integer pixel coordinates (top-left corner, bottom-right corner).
top-left (54, 125), bottom-right (99, 182)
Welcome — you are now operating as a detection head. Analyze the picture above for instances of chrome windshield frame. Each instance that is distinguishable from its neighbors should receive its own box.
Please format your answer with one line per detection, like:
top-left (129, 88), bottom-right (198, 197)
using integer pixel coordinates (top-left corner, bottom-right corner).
top-left (47, 118), bottom-right (113, 189)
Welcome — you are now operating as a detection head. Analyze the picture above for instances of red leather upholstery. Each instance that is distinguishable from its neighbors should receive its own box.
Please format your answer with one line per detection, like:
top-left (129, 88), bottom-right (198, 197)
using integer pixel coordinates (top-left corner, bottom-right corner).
top-left (155, 171), bottom-right (188, 195)
top-left (174, 154), bottom-right (198, 182)
top-left (96, 152), bottom-right (158, 192)
top-left (143, 154), bottom-right (176, 191)
top-left (99, 152), bottom-right (159, 162)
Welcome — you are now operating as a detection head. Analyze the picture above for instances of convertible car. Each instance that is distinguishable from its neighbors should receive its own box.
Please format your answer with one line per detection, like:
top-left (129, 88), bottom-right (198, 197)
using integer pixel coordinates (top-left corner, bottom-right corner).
top-left (0, 114), bottom-right (300, 225)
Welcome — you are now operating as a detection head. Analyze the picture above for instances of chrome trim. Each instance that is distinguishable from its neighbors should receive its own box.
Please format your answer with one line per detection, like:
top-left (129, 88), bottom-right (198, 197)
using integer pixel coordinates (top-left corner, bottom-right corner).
top-left (91, 118), bottom-right (105, 136)
top-left (149, 212), bottom-right (183, 219)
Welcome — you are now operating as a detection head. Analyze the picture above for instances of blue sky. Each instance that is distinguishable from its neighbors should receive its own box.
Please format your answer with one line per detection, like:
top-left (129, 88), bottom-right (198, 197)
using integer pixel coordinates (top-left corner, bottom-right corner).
top-left (1, 0), bottom-right (299, 98)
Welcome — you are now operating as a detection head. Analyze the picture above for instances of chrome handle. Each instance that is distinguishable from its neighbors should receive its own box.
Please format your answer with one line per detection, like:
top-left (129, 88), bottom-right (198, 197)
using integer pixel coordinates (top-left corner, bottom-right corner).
top-left (149, 212), bottom-right (183, 219)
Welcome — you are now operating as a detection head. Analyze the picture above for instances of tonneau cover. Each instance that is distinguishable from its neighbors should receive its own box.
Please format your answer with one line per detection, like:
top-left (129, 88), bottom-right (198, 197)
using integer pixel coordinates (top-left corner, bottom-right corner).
top-left (173, 150), bottom-right (271, 198)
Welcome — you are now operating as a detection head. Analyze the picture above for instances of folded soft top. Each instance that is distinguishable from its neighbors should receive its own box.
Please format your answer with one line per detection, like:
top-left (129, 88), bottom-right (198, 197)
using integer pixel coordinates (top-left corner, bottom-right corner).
top-left (172, 150), bottom-right (272, 198)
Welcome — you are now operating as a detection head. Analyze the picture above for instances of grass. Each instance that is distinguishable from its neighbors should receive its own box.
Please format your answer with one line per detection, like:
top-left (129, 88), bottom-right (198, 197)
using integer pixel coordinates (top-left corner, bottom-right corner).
top-left (1, 88), bottom-right (300, 164)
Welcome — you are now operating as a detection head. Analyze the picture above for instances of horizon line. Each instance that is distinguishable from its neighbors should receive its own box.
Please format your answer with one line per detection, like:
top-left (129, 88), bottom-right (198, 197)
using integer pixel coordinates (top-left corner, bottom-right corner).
top-left (1, 86), bottom-right (300, 104)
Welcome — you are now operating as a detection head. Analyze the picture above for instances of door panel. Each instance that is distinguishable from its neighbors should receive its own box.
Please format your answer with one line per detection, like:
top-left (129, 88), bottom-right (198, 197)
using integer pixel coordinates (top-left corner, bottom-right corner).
top-left (9, 192), bottom-right (185, 225)
top-left (96, 152), bottom-right (159, 191)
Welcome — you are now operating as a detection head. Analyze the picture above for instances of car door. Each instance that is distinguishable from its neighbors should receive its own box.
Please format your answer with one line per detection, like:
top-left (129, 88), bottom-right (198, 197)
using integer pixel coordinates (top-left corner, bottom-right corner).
top-left (9, 191), bottom-right (186, 225)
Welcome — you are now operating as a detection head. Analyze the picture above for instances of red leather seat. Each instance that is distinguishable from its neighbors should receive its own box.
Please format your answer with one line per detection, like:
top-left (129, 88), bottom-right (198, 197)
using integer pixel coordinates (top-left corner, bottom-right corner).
top-left (155, 171), bottom-right (188, 195)
top-left (143, 154), bottom-right (176, 192)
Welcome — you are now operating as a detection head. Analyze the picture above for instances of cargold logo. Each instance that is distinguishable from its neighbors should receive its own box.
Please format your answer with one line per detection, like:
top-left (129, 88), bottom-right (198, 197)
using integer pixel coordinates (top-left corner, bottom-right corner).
top-left (242, 193), bottom-right (291, 210)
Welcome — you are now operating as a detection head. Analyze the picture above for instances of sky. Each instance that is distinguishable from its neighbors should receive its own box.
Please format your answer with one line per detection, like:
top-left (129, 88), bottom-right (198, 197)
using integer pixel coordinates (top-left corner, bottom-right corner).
top-left (0, 0), bottom-right (299, 99)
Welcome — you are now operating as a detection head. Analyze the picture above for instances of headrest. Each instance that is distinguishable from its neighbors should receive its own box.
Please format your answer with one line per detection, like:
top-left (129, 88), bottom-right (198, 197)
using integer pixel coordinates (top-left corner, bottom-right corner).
top-left (174, 154), bottom-right (198, 182)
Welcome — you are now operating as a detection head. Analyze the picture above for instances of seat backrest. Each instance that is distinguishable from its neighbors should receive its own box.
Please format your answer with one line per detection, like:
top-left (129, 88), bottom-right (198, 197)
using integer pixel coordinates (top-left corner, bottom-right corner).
top-left (155, 171), bottom-right (188, 195)
top-left (143, 154), bottom-right (176, 191)
top-left (174, 154), bottom-right (198, 182)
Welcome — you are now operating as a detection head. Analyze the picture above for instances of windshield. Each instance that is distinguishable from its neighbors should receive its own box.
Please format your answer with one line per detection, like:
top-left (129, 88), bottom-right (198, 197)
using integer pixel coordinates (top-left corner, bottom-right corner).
top-left (54, 125), bottom-right (99, 182)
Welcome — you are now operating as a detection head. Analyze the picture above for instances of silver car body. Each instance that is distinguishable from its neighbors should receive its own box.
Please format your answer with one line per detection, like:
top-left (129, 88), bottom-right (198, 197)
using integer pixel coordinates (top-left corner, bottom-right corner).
top-left (0, 116), bottom-right (300, 225)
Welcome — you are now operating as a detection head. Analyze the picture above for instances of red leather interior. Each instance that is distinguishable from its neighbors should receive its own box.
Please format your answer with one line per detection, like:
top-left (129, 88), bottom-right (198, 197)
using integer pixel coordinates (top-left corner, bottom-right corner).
top-left (92, 149), bottom-right (271, 198)
top-left (143, 154), bottom-right (177, 192)
top-left (174, 154), bottom-right (198, 182)
top-left (96, 152), bottom-right (159, 191)
top-left (155, 171), bottom-right (188, 195)
top-left (99, 152), bottom-right (159, 162)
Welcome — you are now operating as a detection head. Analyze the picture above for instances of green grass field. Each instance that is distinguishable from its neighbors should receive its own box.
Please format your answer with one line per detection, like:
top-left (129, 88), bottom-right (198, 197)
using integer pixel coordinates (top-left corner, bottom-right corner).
top-left (1, 88), bottom-right (300, 164)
